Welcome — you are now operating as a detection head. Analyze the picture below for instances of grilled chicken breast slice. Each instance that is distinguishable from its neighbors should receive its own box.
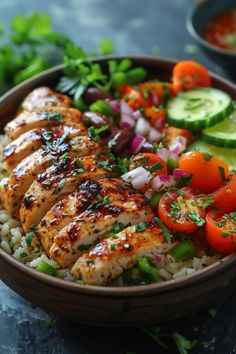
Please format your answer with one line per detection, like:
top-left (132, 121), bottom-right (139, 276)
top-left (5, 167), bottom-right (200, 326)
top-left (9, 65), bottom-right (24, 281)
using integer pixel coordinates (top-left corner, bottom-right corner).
top-left (5, 107), bottom-right (82, 141)
top-left (71, 223), bottom-right (171, 285)
top-left (49, 196), bottom-right (154, 268)
top-left (19, 155), bottom-right (114, 232)
top-left (20, 87), bottom-right (73, 111)
top-left (1, 137), bottom-right (105, 217)
top-left (3, 123), bottom-right (86, 172)
top-left (37, 178), bottom-right (146, 255)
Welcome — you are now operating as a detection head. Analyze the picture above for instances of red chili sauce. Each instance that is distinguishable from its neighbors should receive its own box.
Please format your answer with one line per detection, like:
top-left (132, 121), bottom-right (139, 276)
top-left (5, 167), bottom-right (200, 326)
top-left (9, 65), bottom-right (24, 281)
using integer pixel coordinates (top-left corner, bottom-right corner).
top-left (203, 8), bottom-right (236, 51)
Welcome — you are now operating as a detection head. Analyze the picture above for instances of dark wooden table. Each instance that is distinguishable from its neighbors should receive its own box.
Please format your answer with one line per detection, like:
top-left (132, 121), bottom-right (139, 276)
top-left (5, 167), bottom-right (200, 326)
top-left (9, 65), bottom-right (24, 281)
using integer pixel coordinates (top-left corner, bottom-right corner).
top-left (0, 0), bottom-right (235, 353)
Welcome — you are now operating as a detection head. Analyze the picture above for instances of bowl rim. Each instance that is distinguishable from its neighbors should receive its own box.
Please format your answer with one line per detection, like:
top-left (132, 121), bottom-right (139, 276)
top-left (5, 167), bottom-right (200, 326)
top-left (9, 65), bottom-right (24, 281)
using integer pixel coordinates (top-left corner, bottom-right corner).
top-left (186, 1), bottom-right (236, 57)
top-left (1, 54), bottom-right (236, 297)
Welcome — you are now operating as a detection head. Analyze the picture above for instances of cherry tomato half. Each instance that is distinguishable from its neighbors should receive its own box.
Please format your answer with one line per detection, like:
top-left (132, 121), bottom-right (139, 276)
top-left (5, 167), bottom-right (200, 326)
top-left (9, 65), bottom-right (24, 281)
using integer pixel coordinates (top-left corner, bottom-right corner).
top-left (206, 210), bottom-right (236, 254)
top-left (158, 187), bottom-right (206, 234)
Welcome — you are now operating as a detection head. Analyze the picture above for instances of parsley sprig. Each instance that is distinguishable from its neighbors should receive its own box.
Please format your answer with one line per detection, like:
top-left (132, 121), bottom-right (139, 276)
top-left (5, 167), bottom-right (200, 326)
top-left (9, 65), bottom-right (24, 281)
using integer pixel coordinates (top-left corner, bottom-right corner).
top-left (57, 56), bottom-right (147, 101)
top-left (142, 326), bottom-right (197, 354)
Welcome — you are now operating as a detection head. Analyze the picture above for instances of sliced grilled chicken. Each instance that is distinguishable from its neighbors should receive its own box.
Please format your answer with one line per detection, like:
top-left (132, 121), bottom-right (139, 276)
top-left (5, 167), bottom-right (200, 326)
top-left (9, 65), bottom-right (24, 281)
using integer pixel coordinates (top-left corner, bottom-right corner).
top-left (19, 154), bottom-right (115, 232)
top-left (3, 123), bottom-right (86, 172)
top-left (71, 223), bottom-right (171, 285)
top-left (5, 107), bottom-right (82, 141)
top-left (37, 178), bottom-right (146, 255)
top-left (49, 195), bottom-right (154, 268)
top-left (21, 86), bottom-right (73, 111)
top-left (2, 137), bottom-right (105, 218)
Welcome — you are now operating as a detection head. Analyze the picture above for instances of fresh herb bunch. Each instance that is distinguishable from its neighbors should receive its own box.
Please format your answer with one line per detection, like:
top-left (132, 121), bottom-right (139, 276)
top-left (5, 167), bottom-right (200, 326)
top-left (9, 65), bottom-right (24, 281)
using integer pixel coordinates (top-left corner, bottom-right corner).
top-left (57, 56), bottom-right (147, 101)
top-left (0, 12), bottom-right (114, 94)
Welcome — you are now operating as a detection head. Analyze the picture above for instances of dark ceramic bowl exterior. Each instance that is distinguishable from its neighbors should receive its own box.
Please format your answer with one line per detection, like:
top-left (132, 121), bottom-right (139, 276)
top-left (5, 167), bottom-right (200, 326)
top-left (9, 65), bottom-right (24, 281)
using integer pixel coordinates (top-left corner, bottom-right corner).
top-left (187, 0), bottom-right (236, 74)
top-left (0, 55), bottom-right (236, 326)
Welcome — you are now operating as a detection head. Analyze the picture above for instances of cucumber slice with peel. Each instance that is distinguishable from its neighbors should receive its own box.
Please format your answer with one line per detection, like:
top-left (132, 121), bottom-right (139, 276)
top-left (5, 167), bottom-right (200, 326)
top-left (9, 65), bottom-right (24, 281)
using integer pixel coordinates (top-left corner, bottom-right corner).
top-left (167, 88), bottom-right (233, 130)
top-left (202, 107), bottom-right (236, 148)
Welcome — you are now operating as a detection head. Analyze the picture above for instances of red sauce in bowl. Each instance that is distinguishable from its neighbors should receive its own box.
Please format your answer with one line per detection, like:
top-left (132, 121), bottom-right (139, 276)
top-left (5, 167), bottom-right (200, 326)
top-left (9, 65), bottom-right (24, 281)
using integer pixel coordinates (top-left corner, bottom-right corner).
top-left (203, 8), bottom-right (236, 52)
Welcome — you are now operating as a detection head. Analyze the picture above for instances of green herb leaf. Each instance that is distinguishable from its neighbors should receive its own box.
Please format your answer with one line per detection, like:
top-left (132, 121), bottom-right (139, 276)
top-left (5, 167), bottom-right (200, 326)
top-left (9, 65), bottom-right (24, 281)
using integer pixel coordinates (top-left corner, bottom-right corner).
top-left (135, 222), bottom-right (147, 232)
top-left (25, 228), bottom-right (36, 247)
top-left (202, 152), bottom-right (213, 161)
top-left (188, 210), bottom-right (206, 227)
top-left (218, 166), bottom-right (226, 182)
top-left (78, 244), bottom-right (91, 251)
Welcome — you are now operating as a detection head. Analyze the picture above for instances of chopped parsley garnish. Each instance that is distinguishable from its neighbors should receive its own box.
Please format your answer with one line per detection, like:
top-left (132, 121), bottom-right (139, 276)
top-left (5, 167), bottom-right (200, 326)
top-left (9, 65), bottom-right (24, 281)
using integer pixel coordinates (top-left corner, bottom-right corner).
top-left (60, 152), bottom-right (70, 161)
top-left (78, 244), bottom-right (91, 251)
top-left (135, 222), bottom-right (147, 232)
top-left (42, 130), bottom-right (53, 141)
top-left (115, 157), bottom-right (130, 174)
top-left (168, 201), bottom-right (181, 221)
top-left (188, 210), bottom-right (205, 227)
top-left (155, 217), bottom-right (172, 244)
top-left (20, 252), bottom-right (28, 258)
top-left (149, 162), bottom-right (163, 174)
top-left (86, 260), bottom-right (94, 266)
top-left (103, 196), bottom-right (110, 204)
top-left (88, 125), bottom-right (109, 142)
top-left (44, 111), bottom-right (63, 122)
top-left (52, 179), bottom-right (65, 195)
top-left (196, 195), bottom-right (214, 210)
top-left (76, 158), bottom-right (84, 167)
top-left (202, 152), bottom-right (213, 161)
top-left (218, 166), bottom-right (226, 182)
top-left (151, 143), bottom-right (159, 153)
top-left (95, 160), bottom-right (112, 171)
top-left (113, 221), bottom-right (125, 233)
top-left (25, 228), bottom-right (36, 247)
top-left (217, 220), bottom-right (226, 228)
top-left (110, 244), bottom-right (116, 251)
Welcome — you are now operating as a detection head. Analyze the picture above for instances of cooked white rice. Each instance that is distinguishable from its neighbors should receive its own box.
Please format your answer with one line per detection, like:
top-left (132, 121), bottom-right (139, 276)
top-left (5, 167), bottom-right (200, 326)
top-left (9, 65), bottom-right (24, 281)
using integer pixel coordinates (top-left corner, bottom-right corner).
top-left (0, 134), bottom-right (220, 285)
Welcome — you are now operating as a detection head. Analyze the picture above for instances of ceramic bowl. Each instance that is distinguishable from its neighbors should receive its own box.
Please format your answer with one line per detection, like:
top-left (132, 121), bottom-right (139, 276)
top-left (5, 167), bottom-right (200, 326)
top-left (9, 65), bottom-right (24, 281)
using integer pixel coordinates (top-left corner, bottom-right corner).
top-left (0, 55), bottom-right (236, 326)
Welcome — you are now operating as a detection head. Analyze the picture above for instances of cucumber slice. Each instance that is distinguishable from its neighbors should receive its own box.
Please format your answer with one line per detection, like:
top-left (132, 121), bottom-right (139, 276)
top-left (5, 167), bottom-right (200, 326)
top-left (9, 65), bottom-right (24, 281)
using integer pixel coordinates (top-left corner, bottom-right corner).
top-left (202, 107), bottom-right (236, 148)
top-left (187, 140), bottom-right (236, 171)
top-left (167, 88), bottom-right (233, 130)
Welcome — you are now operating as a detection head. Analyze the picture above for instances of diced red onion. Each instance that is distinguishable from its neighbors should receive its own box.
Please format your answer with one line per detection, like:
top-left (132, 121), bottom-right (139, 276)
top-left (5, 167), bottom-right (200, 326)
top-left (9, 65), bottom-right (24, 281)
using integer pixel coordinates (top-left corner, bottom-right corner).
top-left (148, 91), bottom-right (159, 106)
top-left (105, 98), bottom-right (121, 112)
top-left (132, 110), bottom-right (142, 120)
top-left (135, 117), bottom-right (150, 136)
top-left (120, 100), bottom-right (135, 127)
top-left (169, 135), bottom-right (187, 155)
top-left (131, 169), bottom-right (151, 190)
top-left (122, 122), bottom-right (130, 128)
top-left (121, 166), bottom-right (144, 182)
top-left (151, 174), bottom-right (177, 191)
top-left (156, 148), bottom-right (170, 162)
top-left (148, 127), bottom-right (162, 143)
top-left (173, 168), bottom-right (191, 178)
top-left (130, 135), bottom-right (146, 154)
